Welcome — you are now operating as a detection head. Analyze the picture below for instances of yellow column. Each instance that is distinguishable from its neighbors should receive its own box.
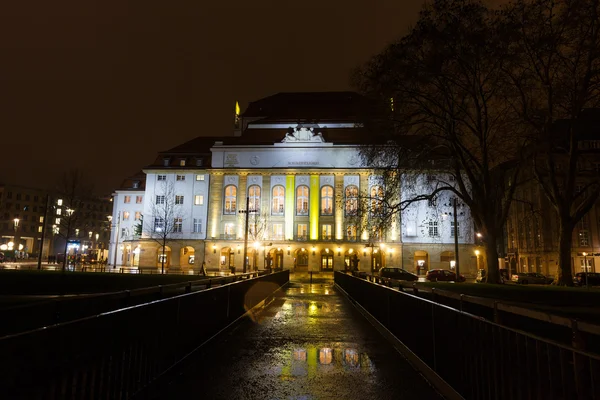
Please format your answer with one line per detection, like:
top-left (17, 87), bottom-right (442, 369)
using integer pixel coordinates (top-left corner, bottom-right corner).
top-left (310, 175), bottom-right (319, 240)
top-left (285, 175), bottom-right (295, 240)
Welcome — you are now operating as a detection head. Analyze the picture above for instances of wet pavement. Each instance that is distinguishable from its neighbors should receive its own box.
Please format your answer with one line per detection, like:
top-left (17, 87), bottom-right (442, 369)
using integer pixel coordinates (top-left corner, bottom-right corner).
top-left (147, 272), bottom-right (442, 400)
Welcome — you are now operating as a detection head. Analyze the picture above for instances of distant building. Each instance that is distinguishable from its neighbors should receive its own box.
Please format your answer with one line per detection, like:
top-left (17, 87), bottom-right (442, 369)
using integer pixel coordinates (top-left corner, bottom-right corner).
top-left (109, 92), bottom-right (478, 275)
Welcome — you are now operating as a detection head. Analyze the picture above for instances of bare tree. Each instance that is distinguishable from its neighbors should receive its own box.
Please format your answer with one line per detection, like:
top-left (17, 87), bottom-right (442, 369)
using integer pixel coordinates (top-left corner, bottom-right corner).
top-left (502, 0), bottom-right (600, 285)
top-left (51, 169), bottom-right (94, 272)
top-left (353, 0), bottom-right (525, 283)
top-left (143, 181), bottom-right (185, 274)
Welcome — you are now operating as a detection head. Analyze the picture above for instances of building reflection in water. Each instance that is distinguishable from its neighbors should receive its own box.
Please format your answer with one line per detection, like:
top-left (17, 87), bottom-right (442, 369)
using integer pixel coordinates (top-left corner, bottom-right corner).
top-left (343, 349), bottom-right (359, 367)
top-left (318, 348), bottom-right (332, 364)
top-left (293, 349), bottom-right (307, 361)
top-left (282, 345), bottom-right (372, 380)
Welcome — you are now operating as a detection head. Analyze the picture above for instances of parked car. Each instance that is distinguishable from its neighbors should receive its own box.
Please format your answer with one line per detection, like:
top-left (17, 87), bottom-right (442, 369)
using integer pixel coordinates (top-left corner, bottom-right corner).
top-left (511, 272), bottom-right (553, 285)
top-left (378, 267), bottom-right (418, 281)
top-left (426, 269), bottom-right (466, 282)
top-left (476, 268), bottom-right (509, 283)
top-left (574, 272), bottom-right (600, 286)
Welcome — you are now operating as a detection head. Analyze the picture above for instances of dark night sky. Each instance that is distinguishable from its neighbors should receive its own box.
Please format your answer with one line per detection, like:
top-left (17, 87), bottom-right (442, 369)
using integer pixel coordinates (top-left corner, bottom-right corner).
top-left (0, 0), bottom-right (448, 195)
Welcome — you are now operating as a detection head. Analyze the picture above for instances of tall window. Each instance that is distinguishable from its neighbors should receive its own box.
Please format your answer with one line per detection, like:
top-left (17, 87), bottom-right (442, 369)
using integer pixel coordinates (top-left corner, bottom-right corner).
top-left (224, 185), bottom-right (237, 214)
top-left (155, 195), bottom-right (165, 205)
top-left (194, 195), bottom-right (204, 205)
top-left (193, 218), bottom-right (202, 233)
top-left (428, 221), bottom-right (439, 237)
top-left (173, 217), bottom-right (182, 233)
top-left (154, 217), bottom-right (164, 232)
top-left (175, 195), bottom-right (184, 205)
top-left (123, 211), bottom-right (130, 220)
top-left (346, 225), bottom-right (357, 241)
top-left (345, 185), bottom-right (358, 216)
top-left (296, 186), bottom-right (309, 215)
top-left (136, 196), bottom-right (143, 204)
top-left (297, 223), bottom-right (308, 240)
top-left (248, 185), bottom-right (261, 212)
top-left (321, 224), bottom-right (333, 240)
top-left (320, 186), bottom-right (333, 215)
top-left (224, 223), bottom-right (235, 237)
top-left (371, 186), bottom-right (384, 215)
top-left (135, 212), bottom-right (142, 221)
top-left (272, 186), bottom-right (285, 215)
top-left (450, 221), bottom-right (460, 237)
top-left (272, 223), bottom-right (284, 240)
top-left (124, 196), bottom-right (131, 204)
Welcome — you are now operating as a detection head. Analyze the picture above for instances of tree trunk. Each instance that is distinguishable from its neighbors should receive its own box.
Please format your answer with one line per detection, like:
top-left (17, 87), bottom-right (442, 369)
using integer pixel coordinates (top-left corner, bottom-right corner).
top-left (556, 222), bottom-right (574, 286)
top-left (161, 237), bottom-right (166, 274)
top-left (485, 235), bottom-right (501, 283)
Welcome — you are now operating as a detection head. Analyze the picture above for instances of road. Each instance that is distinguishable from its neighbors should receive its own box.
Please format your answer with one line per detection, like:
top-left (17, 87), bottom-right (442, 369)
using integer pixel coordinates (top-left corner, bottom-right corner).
top-left (145, 273), bottom-right (441, 400)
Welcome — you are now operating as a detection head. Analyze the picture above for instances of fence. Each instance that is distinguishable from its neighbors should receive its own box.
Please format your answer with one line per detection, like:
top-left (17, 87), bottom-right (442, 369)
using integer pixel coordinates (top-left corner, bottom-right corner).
top-left (0, 270), bottom-right (289, 399)
top-left (336, 271), bottom-right (600, 400)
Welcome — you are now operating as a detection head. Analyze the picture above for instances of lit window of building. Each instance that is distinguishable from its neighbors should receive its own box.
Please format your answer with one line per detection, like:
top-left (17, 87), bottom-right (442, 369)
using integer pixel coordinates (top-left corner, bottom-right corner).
top-left (179, 159), bottom-right (186, 166)
top-left (135, 211), bottom-right (142, 221)
top-left (136, 196), bottom-right (143, 204)
top-left (123, 211), bottom-right (130, 220)
top-left (371, 186), bottom-right (384, 215)
top-left (272, 186), bottom-right (285, 215)
top-left (296, 186), bottom-right (309, 215)
top-left (272, 223), bottom-right (284, 240)
top-left (196, 174), bottom-right (205, 181)
top-left (320, 186), bottom-right (333, 215)
top-left (346, 225), bottom-right (357, 241)
top-left (38, 226), bottom-right (42, 233)
top-left (297, 223), bottom-right (308, 240)
top-left (224, 185), bottom-right (237, 214)
top-left (345, 186), bottom-right (358, 216)
top-left (39, 216), bottom-right (44, 223)
top-left (56, 208), bottom-right (61, 215)
top-left (248, 185), bottom-right (260, 212)
top-left (124, 196), bottom-right (131, 204)
top-left (194, 195), bottom-right (204, 205)
top-left (321, 224), bottom-right (332, 240)
top-left (224, 222), bottom-right (235, 237)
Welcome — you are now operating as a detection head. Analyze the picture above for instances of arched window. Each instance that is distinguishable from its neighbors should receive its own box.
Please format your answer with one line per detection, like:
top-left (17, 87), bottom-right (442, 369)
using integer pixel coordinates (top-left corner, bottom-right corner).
top-left (296, 186), bottom-right (309, 215)
top-left (371, 186), bottom-right (383, 215)
top-left (272, 185), bottom-right (285, 215)
top-left (224, 185), bottom-right (237, 214)
top-left (248, 185), bottom-right (260, 213)
top-left (345, 185), bottom-right (358, 216)
top-left (320, 186), bottom-right (334, 215)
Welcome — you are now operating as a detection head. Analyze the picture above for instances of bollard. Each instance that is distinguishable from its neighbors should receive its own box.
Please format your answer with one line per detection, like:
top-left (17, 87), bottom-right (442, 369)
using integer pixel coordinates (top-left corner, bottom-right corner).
top-left (185, 282), bottom-right (192, 293)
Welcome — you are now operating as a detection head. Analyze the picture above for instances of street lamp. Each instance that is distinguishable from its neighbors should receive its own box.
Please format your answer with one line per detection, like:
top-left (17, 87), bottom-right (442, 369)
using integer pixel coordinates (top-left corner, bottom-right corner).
top-left (475, 249), bottom-right (480, 271)
top-left (583, 252), bottom-right (589, 289)
top-left (13, 218), bottom-right (20, 260)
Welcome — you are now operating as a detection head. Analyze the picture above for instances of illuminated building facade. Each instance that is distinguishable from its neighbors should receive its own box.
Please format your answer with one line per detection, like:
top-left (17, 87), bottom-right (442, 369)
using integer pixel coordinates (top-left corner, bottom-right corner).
top-left (109, 92), bottom-right (478, 274)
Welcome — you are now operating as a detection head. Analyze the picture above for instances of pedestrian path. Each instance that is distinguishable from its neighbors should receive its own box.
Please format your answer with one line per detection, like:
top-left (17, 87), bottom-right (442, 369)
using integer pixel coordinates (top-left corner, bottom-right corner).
top-left (147, 273), bottom-right (441, 399)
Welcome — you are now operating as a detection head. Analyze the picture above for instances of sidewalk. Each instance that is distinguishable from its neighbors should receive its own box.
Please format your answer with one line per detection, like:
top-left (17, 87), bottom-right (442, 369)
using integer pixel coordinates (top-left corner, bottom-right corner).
top-left (147, 272), bottom-right (441, 399)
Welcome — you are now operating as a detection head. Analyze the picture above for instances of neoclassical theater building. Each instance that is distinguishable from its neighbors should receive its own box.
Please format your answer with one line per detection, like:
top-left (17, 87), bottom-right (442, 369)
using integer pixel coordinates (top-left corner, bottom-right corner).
top-left (109, 92), bottom-right (479, 274)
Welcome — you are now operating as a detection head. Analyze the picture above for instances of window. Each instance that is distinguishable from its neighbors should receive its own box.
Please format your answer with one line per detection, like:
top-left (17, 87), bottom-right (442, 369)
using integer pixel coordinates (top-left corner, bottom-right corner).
top-left (157, 175), bottom-right (166, 181)
top-left (121, 228), bottom-right (128, 237)
top-left (297, 223), bottom-right (308, 240)
top-left (224, 185), bottom-right (237, 214)
top-left (173, 217), bottom-right (182, 233)
top-left (194, 195), bottom-right (204, 205)
top-left (163, 158), bottom-right (170, 167)
top-left (272, 186), bottom-right (285, 215)
top-left (132, 181), bottom-right (140, 189)
top-left (224, 222), bottom-right (235, 237)
top-left (135, 211), bottom-right (142, 221)
top-left (156, 195), bottom-right (165, 204)
top-left (580, 230), bottom-right (590, 246)
top-left (428, 197), bottom-right (436, 207)
top-left (39, 216), bottom-right (44, 223)
top-left (193, 218), bottom-right (202, 233)
top-left (23, 215), bottom-right (28, 221)
top-left (124, 196), bottom-right (131, 204)
top-left (7, 192), bottom-right (12, 199)
top-left (196, 174), bottom-right (205, 181)
top-left (248, 185), bottom-right (261, 212)
top-left (123, 211), bottom-right (130, 220)
top-left (346, 225), bottom-right (357, 241)
top-left (38, 226), bottom-right (43, 233)
top-left (57, 199), bottom-right (63, 206)
top-left (450, 221), bottom-right (460, 237)
top-left (136, 196), bottom-right (143, 204)
top-left (428, 221), bottom-right (439, 237)
top-left (56, 208), bottom-right (61, 215)
top-left (272, 223), bottom-right (284, 240)
top-left (371, 186), bottom-right (383, 215)
top-left (175, 195), bottom-right (184, 205)
top-left (176, 175), bottom-right (185, 181)
top-left (55, 218), bottom-right (61, 225)
top-left (179, 159), bottom-right (186, 166)
top-left (16, 193), bottom-right (21, 200)
top-left (25, 195), bottom-right (30, 201)
top-left (196, 158), bottom-right (203, 167)
top-left (345, 185), bottom-right (358, 216)
top-left (296, 186), bottom-right (309, 215)
top-left (321, 224), bottom-right (333, 240)
top-left (321, 186), bottom-right (333, 215)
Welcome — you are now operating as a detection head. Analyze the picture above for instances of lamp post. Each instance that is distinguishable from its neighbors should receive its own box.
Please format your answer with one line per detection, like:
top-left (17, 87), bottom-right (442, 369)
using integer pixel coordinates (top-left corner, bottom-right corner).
top-left (453, 197), bottom-right (460, 279)
top-left (475, 249), bottom-right (480, 272)
top-left (13, 218), bottom-right (19, 261)
top-left (238, 197), bottom-right (251, 273)
top-left (583, 252), bottom-right (589, 289)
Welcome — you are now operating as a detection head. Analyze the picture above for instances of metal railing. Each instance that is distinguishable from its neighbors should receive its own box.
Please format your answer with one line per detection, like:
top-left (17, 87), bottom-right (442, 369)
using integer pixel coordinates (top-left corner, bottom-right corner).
top-left (335, 271), bottom-right (600, 400)
top-left (0, 270), bottom-right (289, 399)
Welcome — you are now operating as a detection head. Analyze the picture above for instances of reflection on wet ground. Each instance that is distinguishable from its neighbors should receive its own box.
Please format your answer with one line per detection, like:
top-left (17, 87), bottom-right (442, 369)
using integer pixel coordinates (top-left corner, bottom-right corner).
top-left (150, 273), bottom-right (440, 399)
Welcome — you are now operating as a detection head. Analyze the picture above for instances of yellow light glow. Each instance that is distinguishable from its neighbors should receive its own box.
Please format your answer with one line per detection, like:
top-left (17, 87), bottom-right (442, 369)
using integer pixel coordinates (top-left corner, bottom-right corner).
top-left (277, 248), bottom-right (281, 251)
top-left (380, 243), bottom-right (386, 250)
top-left (235, 101), bottom-right (240, 116)
top-left (475, 250), bottom-right (480, 256)
top-left (254, 242), bottom-right (260, 248)
top-left (325, 248), bottom-right (329, 253)
top-left (583, 252), bottom-right (588, 257)
top-left (349, 249), bottom-right (353, 254)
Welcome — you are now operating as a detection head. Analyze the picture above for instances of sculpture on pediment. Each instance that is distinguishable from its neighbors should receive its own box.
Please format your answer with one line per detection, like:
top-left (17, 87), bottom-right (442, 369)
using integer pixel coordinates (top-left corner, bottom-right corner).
top-left (282, 126), bottom-right (325, 143)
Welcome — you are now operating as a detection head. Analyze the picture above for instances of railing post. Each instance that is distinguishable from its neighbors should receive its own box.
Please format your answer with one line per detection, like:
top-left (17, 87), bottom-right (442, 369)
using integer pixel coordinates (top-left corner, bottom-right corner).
top-left (412, 283), bottom-right (418, 296)
top-left (459, 294), bottom-right (464, 312)
top-left (493, 301), bottom-right (501, 324)
top-left (431, 288), bottom-right (437, 303)
top-left (185, 283), bottom-right (192, 293)
top-left (571, 319), bottom-right (585, 350)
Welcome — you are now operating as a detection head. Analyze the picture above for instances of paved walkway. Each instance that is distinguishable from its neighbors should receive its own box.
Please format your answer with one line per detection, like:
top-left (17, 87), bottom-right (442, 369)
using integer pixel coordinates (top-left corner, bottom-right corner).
top-left (147, 273), bottom-right (441, 399)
